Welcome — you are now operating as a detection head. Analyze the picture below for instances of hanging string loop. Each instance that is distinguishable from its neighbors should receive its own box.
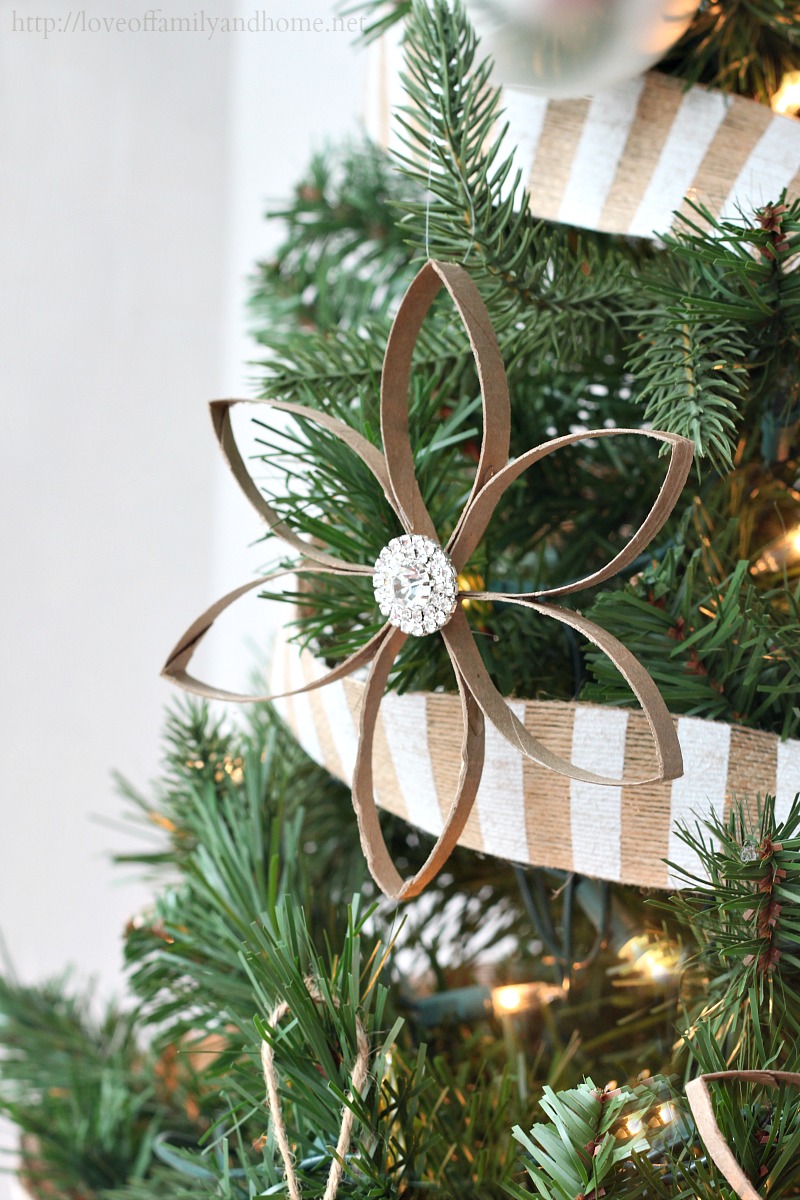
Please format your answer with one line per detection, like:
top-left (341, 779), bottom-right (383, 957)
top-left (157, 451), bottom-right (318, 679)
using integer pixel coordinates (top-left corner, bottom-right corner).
top-left (260, 977), bottom-right (370, 1200)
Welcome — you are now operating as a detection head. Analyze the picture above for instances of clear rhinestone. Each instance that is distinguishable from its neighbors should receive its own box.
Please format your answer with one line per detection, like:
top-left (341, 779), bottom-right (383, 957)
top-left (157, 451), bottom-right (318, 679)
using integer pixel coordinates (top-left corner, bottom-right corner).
top-left (740, 841), bottom-right (760, 864)
top-left (373, 534), bottom-right (458, 637)
top-left (392, 563), bottom-right (432, 607)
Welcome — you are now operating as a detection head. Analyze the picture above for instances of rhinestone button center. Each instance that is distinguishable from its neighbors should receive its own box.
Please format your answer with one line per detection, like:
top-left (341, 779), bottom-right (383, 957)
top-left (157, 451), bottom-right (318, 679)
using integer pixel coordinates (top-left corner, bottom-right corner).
top-left (373, 534), bottom-right (458, 637)
top-left (393, 564), bottom-right (432, 606)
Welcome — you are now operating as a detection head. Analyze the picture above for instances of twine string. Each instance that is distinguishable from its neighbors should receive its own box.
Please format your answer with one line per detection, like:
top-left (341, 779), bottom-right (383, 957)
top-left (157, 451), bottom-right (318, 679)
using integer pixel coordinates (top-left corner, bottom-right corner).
top-left (260, 978), bottom-right (370, 1200)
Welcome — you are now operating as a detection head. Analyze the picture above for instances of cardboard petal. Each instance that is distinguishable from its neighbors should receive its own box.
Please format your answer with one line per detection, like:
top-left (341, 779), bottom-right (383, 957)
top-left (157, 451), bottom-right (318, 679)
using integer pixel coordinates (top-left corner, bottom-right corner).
top-left (380, 260), bottom-right (510, 542)
top-left (686, 1071), bottom-right (800, 1200)
top-left (443, 602), bottom-right (682, 784)
top-left (162, 565), bottom-right (388, 703)
top-left (211, 397), bottom-right (401, 570)
top-left (449, 426), bottom-right (693, 580)
top-left (351, 623), bottom-right (486, 900)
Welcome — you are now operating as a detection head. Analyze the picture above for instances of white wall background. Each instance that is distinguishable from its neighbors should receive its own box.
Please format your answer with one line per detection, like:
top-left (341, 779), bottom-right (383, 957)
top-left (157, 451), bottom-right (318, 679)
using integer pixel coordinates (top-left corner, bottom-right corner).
top-left (0, 1), bottom-right (367, 1191)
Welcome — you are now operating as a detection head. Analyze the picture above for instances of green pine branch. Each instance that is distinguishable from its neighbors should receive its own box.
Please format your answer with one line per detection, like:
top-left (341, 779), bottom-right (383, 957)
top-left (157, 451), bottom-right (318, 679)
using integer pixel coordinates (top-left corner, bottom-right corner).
top-left (583, 529), bottom-right (800, 739)
top-left (510, 1077), bottom-right (673, 1200)
top-left (251, 139), bottom-right (416, 344)
top-left (0, 976), bottom-right (200, 1198)
top-left (629, 196), bottom-right (800, 472)
top-left (395, 0), bottom-right (636, 362)
top-left (669, 796), bottom-right (800, 1067)
top-left (14, 694), bottom-right (800, 1197)
top-left (626, 286), bottom-right (748, 475)
top-left (660, 0), bottom-right (800, 103)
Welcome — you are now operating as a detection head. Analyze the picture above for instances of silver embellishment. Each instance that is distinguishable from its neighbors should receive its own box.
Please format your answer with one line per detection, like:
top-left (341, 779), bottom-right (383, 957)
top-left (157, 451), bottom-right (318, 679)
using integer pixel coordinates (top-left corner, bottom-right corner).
top-left (373, 534), bottom-right (459, 637)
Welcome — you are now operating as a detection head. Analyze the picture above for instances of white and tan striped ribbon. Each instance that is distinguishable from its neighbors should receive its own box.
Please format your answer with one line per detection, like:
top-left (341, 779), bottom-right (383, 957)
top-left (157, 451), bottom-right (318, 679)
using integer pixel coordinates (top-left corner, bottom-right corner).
top-left (272, 635), bottom-right (800, 890)
top-left (365, 30), bottom-right (800, 239)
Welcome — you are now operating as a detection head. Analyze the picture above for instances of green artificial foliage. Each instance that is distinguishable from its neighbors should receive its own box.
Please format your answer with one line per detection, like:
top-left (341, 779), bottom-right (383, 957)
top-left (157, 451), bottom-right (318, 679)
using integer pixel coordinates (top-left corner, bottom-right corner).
top-left (0, 975), bottom-right (202, 1198)
top-left (660, 0), bottom-right (800, 103)
top-left (109, 702), bottom-right (684, 1195)
top-left (250, 139), bottom-right (416, 343)
top-left (245, 0), bottom-right (800, 718)
top-left (5, 696), bottom-right (800, 1197)
top-left (582, 541), bottom-right (800, 739)
top-left (670, 796), bottom-right (800, 1068)
top-left (510, 1077), bottom-right (670, 1200)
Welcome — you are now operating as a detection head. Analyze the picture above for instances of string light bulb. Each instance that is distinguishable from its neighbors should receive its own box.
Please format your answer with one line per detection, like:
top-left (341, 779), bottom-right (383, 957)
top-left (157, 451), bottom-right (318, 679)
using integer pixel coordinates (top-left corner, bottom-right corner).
top-left (412, 980), bottom-right (564, 1026)
top-left (492, 985), bottom-right (524, 1013)
top-left (490, 981), bottom-right (565, 1016)
top-left (637, 949), bottom-right (670, 981)
top-left (457, 571), bottom-right (493, 627)
top-left (772, 71), bottom-right (800, 116)
top-left (751, 523), bottom-right (800, 579)
top-left (617, 935), bottom-right (680, 981)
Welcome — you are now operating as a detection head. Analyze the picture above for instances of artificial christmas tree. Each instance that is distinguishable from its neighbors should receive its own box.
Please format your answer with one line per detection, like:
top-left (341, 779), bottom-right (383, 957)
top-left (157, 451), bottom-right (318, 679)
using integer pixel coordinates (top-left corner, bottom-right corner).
top-left (2, 1), bottom-right (800, 1197)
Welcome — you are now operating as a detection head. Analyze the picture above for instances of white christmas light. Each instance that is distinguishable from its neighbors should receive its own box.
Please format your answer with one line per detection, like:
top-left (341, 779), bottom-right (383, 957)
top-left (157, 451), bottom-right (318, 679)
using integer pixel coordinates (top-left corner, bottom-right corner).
top-left (490, 981), bottom-right (565, 1015)
top-left (772, 71), bottom-right (800, 115)
top-left (751, 524), bottom-right (800, 578)
top-left (618, 935), bottom-right (679, 981)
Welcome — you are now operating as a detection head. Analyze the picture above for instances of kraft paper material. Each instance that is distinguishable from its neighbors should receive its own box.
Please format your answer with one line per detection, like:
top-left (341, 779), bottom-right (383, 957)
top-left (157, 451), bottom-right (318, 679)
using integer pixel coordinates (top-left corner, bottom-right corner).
top-left (164, 260), bottom-right (693, 899)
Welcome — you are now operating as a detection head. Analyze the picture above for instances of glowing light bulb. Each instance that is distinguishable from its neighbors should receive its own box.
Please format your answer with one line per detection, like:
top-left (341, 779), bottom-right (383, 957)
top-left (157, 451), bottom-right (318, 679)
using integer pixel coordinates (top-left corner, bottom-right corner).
top-left (490, 981), bottom-right (565, 1017)
top-left (493, 985), bottom-right (522, 1013)
top-left (618, 935), bottom-right (647, 962)
top-left (626, 1115), bottom-right (644, 1136)
top-left (638, 950), bottom-right (669, 981)
top-left (659, 1102), bottom-right (675, 1124)
top-left (617, 935), bottom-right (678, 981)
top-left (772, 71), bottom-right (800, 115)
top-left (751, 523), bottom-right (800, 578)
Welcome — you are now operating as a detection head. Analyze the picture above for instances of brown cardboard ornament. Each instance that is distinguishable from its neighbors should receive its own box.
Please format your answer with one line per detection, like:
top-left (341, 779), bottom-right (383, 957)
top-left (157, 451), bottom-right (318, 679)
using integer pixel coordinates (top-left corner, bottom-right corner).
top-left (163, 260), bottom-right (693, 901)
top-left (686, 1070), bottom-right (800, 1200)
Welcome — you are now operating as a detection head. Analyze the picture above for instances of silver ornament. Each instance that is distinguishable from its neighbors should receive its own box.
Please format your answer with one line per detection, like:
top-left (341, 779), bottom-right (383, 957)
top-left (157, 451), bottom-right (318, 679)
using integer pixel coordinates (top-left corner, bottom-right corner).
top-left (465, 0), bottom-right (702, 98)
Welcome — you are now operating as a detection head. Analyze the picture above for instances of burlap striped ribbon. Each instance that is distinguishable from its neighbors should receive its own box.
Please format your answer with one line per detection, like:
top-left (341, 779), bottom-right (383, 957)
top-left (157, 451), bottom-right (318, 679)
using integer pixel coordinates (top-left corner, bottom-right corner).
top-left (272, 635), bottom-right (800, 890)
top-left (365, 30), bottom-right (800, 238)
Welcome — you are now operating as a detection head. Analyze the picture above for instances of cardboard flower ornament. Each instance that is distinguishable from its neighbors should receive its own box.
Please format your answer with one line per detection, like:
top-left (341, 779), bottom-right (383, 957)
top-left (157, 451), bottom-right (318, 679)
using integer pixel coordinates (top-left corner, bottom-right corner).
top-left (686, 1071), bottom-right (800, 1200)
top-left (164, 260), bottom-right (694, 900)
